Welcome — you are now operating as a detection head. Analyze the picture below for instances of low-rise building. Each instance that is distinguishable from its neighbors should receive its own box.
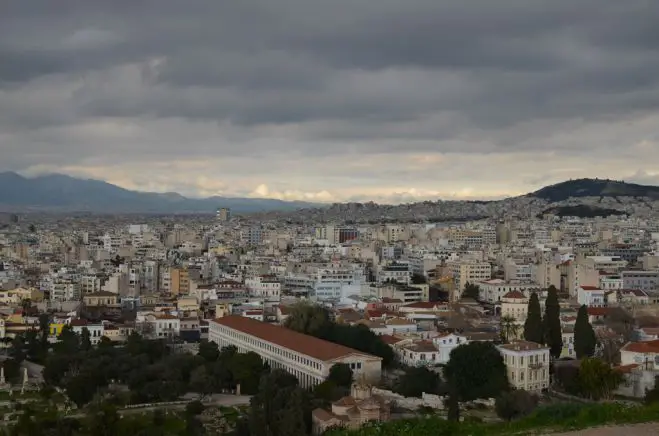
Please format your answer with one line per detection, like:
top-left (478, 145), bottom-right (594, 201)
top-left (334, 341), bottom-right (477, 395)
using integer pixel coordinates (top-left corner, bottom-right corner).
top-left (498, 340), bottom-right (550, 393)
top-left (209, 316), bottom-right (382, 388)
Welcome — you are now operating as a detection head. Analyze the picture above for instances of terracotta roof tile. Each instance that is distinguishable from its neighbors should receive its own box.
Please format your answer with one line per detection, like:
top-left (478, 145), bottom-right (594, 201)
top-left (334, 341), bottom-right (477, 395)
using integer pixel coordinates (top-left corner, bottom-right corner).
top-left (212, 315), bottom-right (380, 362)
top-left (622, 339), bottom-right (659, 354)
top-left (502, 290), bottom-right (526, 299)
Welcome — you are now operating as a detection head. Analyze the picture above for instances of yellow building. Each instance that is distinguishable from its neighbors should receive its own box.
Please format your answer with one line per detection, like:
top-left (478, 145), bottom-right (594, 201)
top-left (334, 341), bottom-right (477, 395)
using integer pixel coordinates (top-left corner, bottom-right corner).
top-left (170, 268), bottom-right (190, 295)
top-left (49, 322), bottom-right (67, 337)
top-left (83, 291), bottom-right (119, 307)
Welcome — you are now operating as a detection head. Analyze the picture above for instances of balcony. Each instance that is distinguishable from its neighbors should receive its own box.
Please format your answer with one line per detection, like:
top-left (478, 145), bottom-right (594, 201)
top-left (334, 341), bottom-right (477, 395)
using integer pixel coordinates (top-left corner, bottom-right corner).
top-left (529, 362), bottom-right (545, 369)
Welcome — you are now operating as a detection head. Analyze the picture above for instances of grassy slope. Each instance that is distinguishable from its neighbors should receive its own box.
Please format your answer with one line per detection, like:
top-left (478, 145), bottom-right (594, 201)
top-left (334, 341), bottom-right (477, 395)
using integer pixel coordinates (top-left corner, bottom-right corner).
top-left (325, 402), bottom-right (659, 436)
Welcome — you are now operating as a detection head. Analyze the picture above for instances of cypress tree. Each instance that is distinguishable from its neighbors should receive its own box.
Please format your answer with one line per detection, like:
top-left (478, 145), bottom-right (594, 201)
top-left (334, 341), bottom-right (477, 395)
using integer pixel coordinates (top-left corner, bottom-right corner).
top-left (543, 286), bottom-right (563, 359)
top-left (523, 292), bottom-right (544, 344)
top-left (574, 304), bottom-right (597, 359)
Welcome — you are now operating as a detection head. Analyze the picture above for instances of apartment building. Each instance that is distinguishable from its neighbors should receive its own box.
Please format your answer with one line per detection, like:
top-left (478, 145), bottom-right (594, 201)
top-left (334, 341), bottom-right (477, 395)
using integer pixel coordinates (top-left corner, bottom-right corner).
top-left (209, 316), bottom-right (382, 388)
top-left (498, 340), bottom-right (550, 393)
top-left (621, 271), bottom-right (659, 291)
top-left (170, 267), bottom-right (191, 295)
top-left (477, 279), bottom-right (540, 304)
top-left (377, 263), bottom-right (411, 285)
top-left (245, 275), bottom-right (281, 302)
top-left (577, 286), bottom-right (606, 307)
top-left (448, 260), bottom-right (492, 301)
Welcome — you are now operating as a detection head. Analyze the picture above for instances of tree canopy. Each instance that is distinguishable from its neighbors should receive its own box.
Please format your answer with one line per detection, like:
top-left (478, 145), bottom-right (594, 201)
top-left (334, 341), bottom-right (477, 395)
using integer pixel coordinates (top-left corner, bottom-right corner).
top-left (523, 292), bottom-right (544, 344)
top-left (462, 282), bottom-right (480, 300)
top-left (284, 303), bottom-right (395, 366)
top-left (444, 341), bottom-right (509, 403)
top-left (543, 286), bottom-right (563, 359)
top-left (574, 305), bottom-right (597, 359)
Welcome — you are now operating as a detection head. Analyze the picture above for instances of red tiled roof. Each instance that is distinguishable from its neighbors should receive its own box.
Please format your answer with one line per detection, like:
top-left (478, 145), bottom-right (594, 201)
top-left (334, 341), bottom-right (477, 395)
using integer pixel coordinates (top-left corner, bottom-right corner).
top-left (586, 307), bottom-right (611, 317)
top-left (212, 315), bottom-right (379, 362)
top-left (379, 334), bottom-right (403, 345)
top-left (615, 363), bottom-right (639, 374)
top-left (502, 290), bottom-right (526, 299)
top-left (579, 286), bottom-right (601, 291)
top-left (70, 319), bottom-right (88, 327)
top-left (622, 339), bottom-right (659, 354)
top-left (402, 302), bottom-right (438, 309)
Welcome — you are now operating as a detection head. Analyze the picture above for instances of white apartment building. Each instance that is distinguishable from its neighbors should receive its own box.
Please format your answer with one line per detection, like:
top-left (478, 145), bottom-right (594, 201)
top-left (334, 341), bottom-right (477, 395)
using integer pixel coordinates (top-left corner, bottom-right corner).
top-left (478, 279), bottom-right (540, 304)
top-left (448, 260), bottom-right (492, 301)
top-left (377, 263), bottom-right (411, 285)
top-left (209, 316), bottom-right (382, 388)
top-left (577, 286), bottom-right (606, 307)
top-left (313, 267), bottom-right (364, 302)
top-left (70, 320), bottom-right (105, 345)
top-left (432, 332), bottom-right (469, 364)
top-left (498, 340), bottom-right (550, 393)
top-left (245, 275), bottom-right (281, 302)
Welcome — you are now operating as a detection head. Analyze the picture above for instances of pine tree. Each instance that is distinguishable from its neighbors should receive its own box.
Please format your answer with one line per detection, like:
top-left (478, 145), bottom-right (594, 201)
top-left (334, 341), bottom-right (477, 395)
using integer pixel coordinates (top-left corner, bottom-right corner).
top-left (574, 305), bottom-right (597, 358)
top-left (523, 292), bottom-right (544, 344)
top-left (543, 286), bottom-right (563, 359)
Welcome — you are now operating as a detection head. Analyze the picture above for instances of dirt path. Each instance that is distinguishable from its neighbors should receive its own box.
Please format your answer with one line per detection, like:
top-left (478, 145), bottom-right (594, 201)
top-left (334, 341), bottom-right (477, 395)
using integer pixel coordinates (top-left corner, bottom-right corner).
top-left (547, 422), bottom-right (659, 435)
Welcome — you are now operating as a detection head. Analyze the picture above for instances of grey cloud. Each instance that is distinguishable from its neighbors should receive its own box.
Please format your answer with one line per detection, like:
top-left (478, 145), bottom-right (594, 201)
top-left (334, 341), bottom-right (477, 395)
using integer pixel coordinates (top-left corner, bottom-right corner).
top-left (1, 0), bottom-right (659, 175)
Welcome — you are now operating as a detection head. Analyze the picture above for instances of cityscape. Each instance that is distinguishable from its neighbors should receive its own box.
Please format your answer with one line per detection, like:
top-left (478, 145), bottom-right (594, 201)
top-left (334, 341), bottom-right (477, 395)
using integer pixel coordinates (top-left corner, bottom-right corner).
top-left (2, 0), bottom-right (659, 435)
top-left (1, 181), bottom-right (659, 434)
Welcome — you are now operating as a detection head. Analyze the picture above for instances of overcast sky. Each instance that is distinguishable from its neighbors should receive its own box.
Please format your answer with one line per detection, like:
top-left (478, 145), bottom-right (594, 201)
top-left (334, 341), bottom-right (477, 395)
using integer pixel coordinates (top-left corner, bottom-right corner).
top-left (2, 1), bottom-right (659, 203)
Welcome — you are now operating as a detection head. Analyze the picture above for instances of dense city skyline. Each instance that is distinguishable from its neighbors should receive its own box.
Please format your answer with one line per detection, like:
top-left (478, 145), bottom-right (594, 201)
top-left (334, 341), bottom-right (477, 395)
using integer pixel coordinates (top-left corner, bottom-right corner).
top-left (2, 1), bottom-right (659, 203)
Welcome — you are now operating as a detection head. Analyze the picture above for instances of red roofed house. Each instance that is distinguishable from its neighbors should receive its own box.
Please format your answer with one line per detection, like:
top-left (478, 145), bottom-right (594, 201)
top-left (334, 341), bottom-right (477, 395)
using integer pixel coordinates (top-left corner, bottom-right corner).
top-left (577, 286), bottom-right (606, 307)
top-left (620, 340), bottom-right (659, 369)
top-left (209, 316), bottom-right (382, 388)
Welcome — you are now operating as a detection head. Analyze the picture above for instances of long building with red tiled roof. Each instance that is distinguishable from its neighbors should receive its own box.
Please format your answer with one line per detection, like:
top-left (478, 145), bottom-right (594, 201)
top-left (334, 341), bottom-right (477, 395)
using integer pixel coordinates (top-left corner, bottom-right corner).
top-left (209, 316), bottom-right (382, 388)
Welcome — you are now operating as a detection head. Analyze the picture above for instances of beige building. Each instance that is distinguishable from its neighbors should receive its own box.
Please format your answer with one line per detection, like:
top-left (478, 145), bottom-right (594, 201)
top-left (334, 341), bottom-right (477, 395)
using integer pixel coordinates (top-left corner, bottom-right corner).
top-left (209, 316), bottom-right (382, 388)
top-left (498, 340), bottom-right (550, 393)
top-left (83, 291), bottom-right (119, 307)
top-left (170, 267), bottom-right (191, 295)
top-left (500, 291), bottom-right (529, 322)
top-left (447, 260), bottom-right (492, 301)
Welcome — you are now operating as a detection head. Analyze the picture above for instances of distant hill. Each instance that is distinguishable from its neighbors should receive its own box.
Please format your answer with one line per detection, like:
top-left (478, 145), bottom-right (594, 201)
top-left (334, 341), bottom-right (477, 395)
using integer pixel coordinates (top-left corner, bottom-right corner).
top-left (0, 172), bottom-right (317, 213)
top-left (537, 205), bottom-right (628, 219)
top-left (529, 178), bottom-right (659, 202)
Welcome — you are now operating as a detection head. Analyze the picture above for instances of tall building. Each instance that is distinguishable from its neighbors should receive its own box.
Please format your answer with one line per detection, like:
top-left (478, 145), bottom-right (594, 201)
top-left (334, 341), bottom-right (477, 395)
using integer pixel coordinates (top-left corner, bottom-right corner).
top-left (216, 207), bottom-right (231, 222)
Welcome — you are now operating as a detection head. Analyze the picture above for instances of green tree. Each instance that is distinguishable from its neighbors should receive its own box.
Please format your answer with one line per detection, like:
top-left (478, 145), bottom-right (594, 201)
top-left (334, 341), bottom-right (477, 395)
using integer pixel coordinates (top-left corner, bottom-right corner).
top-left (28, 224), bottom-right (36, 233)
top-left (495, 389), bottom-right (539, 421)
top-left (55, 325), bottom-right (80, 355)
top-left (500, 315), bottom-right (519, 343)
top-left (523, 292), bottom-right (544, 344)
top-left (313, 380), bottom-right (343, 407)
top-left (543, 285), bottom-right (563, 359)
top-left (462, 282), bottom-right (480, 300)
top-left (249, 369), bottom-right (301, 436)
top-left (644, 375), bottom-right (659, 405)
top-left (393, 366), bottom-right (444, 398)
top-left (277, 386), bottom-right (309, 436)
top-left (230, 351), bottom-right (264, 395)
top-left (577, 357), bottom-right (623, 400)
top-left (189, 365), bottom-right (214, 399)
top-left (198, 340), bottom-right (220, 362)
top-left (284, 302), bottom-right (333, 337)
top-left (574, 305), bottom-right (597, 359)
top-left (327, 363), bottom-right (353, 388)
top-left (80, 327), bottom-right (92, 352)
top-left (444, 341), bottom-right (509, 419)
top-left (81, 403), bottom-right (120, 436)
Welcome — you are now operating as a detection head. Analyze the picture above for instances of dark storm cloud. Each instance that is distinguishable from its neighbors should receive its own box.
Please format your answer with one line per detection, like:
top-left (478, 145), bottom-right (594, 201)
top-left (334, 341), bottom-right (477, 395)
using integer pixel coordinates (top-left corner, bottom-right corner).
top-left (1, 0), bottom-right (659, 169)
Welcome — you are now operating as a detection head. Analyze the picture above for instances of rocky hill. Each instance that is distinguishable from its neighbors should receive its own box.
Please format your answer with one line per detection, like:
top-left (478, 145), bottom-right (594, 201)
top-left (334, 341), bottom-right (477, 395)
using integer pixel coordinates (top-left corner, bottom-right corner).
top-left (257, 179), bottom-right (659, 223)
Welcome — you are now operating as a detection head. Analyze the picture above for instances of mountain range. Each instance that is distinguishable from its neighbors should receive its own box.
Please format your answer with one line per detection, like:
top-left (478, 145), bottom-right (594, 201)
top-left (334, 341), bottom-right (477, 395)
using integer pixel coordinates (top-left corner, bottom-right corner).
top-left (0, 172), bottom-right (657, 216)
top-left (0, 172), bottom-right (317, 213)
